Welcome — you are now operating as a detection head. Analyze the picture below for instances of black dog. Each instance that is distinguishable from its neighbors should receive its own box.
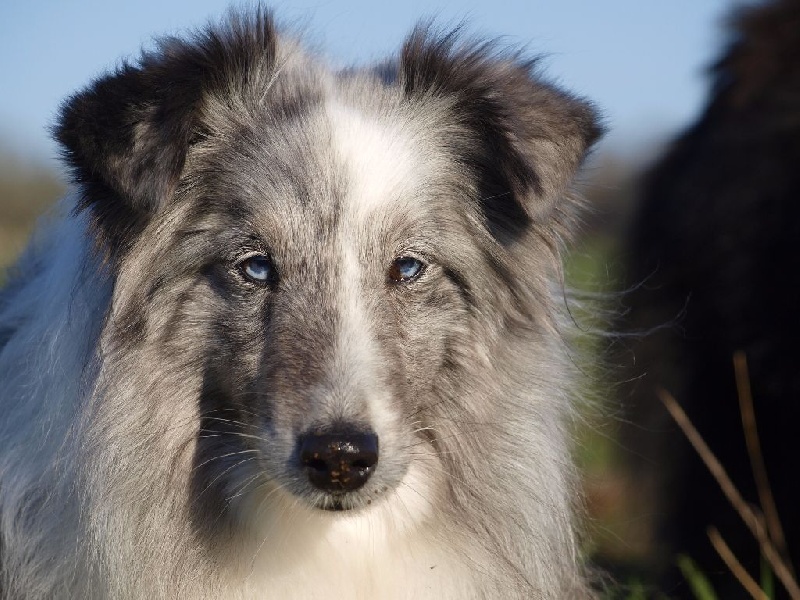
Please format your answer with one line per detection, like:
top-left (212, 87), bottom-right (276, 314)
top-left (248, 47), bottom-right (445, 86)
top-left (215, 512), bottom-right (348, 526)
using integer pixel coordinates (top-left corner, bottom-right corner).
top-left (616, 0), bottom-right (800, 596)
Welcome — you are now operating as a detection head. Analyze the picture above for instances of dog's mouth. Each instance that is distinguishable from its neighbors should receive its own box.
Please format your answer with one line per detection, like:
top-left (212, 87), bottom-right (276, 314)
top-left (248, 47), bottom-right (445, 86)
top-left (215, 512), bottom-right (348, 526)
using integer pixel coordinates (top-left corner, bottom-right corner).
top-left (311, 491), bottom-right (380, 513)
top-left (320, 497), bottom-right (348, 512)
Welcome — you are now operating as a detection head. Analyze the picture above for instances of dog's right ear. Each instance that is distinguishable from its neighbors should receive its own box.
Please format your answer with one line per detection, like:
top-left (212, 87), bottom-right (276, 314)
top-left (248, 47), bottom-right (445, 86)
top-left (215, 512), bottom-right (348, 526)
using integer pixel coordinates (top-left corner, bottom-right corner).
top-left (398, 27), bottom-right (603, 242)
top-left (55, 12), bottom-right (278, 254)
top-left (56, 62), bottom-right (199, 252)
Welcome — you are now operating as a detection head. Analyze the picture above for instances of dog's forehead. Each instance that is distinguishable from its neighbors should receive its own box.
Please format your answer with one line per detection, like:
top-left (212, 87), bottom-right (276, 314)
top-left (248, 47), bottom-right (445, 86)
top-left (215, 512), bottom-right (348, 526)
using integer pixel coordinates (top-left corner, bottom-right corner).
top-left (215, 85), bottom-right (443, 246)
top-left (323, 96), bottom-right (426, 222)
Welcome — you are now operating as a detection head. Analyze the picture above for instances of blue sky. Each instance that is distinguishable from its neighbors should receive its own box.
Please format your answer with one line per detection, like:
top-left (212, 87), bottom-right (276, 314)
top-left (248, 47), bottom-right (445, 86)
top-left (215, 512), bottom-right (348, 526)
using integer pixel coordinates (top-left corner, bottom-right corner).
top-left (1, 0), bottom-right (737, 170)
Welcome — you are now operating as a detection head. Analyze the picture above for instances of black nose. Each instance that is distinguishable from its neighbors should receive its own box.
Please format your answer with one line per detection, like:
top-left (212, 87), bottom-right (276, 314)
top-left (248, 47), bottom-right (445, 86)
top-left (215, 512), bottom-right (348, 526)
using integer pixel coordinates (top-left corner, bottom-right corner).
top-left (299, 431), bottom-right (379, 492)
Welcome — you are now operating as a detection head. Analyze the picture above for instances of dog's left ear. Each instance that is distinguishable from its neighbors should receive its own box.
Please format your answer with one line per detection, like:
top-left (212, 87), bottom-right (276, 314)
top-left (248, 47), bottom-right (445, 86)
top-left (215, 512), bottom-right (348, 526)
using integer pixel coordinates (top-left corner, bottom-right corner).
top-left (399, 28), bottom-right (603, 235)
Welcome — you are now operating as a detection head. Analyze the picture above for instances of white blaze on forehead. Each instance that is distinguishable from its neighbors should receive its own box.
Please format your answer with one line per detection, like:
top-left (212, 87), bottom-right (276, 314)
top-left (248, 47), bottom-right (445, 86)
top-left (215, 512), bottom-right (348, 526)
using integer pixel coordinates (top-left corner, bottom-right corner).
top-left (324, 99), bottom-right (416, 434)
top-left (325, 99), bottom-right (419, 220)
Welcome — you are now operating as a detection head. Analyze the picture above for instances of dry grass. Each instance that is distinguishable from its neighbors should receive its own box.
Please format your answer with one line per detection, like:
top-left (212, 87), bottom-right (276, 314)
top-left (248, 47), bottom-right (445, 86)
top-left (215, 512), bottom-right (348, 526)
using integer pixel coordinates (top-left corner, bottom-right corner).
top-left (659, 359), bottom-right (799, 599)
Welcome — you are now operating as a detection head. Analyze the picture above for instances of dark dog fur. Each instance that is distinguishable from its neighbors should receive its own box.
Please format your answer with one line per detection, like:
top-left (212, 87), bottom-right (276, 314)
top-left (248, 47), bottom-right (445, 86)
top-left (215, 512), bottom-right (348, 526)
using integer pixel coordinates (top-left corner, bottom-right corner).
top-left (616, 0), bottom-right (800, 595)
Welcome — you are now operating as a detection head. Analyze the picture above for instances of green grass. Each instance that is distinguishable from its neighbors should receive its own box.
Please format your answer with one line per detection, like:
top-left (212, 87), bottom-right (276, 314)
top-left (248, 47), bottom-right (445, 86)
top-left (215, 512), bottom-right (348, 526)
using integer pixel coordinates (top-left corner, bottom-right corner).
top-left (0, 156), bottom-right (63, 277)
top-left (676, 556), bottom-right (717, 600)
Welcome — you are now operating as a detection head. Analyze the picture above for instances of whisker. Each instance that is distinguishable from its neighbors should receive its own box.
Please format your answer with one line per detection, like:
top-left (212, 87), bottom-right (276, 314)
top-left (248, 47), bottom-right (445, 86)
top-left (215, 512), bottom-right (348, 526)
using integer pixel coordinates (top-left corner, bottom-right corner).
top-left (192, 449), bottom-right (259, 472)
top-left (201, 416), bottom-right (262, 430)
top-left (197, 457), bottom-right (258, 499)
top-left (402, 429), bottom-right (488, 451)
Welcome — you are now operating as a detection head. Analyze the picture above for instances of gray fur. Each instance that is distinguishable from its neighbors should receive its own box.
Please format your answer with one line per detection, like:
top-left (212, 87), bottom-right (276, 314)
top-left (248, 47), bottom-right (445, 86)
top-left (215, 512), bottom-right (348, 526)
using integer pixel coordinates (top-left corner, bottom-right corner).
top-left (0, 10), bottom-right (601, 599)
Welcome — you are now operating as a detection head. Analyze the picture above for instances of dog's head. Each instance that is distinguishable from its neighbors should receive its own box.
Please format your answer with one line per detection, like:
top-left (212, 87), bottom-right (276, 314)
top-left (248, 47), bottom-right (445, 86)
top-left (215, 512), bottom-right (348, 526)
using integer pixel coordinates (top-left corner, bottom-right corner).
top-left (57, 12), bottom-right (600, 534)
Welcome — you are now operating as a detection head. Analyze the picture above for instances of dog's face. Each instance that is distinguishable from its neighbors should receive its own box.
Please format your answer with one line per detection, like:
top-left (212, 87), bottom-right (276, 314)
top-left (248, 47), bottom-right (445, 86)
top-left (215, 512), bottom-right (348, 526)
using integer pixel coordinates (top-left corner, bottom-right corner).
top-left (56, 14), bottom-right (599, 534)
top-left (183, 94), bottom-right (480, 515)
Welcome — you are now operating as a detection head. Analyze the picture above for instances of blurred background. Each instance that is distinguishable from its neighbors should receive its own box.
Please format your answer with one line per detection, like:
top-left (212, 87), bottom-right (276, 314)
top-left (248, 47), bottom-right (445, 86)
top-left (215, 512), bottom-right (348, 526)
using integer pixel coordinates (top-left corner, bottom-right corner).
top-left (3, 1), bottom-right (793, 598)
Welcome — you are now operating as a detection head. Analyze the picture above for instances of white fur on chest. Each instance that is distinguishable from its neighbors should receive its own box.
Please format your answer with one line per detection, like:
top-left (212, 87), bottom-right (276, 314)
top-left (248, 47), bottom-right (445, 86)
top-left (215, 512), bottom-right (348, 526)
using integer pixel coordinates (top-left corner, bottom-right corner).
top-left (236, 539), bottom-right (470, 600)
top-left (223, 465), bottom-right (477, 600)
top-left (220, 513), bottom-right (475, 600)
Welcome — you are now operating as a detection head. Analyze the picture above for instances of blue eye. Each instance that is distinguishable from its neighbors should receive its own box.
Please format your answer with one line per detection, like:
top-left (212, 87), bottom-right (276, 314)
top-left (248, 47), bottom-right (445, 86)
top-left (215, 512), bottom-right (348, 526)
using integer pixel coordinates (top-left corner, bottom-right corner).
top-left (388, 256), bottom-right (425, 283)
top-left (239, 254), bottom-right (274, 284)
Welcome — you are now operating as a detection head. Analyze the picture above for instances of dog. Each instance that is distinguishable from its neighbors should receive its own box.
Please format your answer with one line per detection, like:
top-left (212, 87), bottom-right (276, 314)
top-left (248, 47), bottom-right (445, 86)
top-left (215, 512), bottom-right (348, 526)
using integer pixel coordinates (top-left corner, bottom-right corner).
top-left (0, 10), bottom-right (601, 599)
top-left (615, 0), bottom-right (800, 595)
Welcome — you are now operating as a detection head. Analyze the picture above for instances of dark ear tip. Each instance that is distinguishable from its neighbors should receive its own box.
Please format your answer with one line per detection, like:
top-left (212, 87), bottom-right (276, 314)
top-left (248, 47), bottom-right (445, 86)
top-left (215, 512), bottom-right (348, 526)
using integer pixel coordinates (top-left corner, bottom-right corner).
top-left (53, 94), bottom-right (90, 176)
top-left (53, 92), bottom-right (81, 159)
top-left (579, 100), bottom-right (607, 151)
top-left (551, 91), bottom-right (605, 159)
